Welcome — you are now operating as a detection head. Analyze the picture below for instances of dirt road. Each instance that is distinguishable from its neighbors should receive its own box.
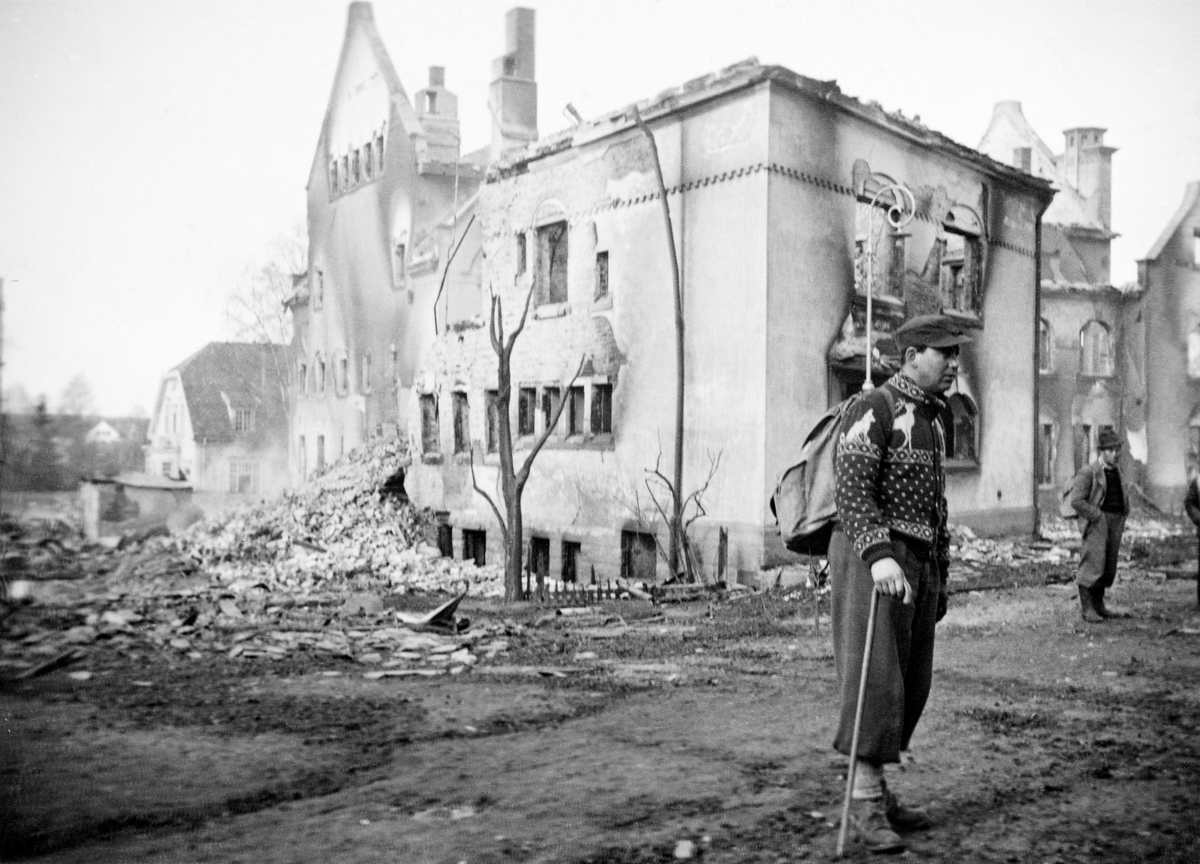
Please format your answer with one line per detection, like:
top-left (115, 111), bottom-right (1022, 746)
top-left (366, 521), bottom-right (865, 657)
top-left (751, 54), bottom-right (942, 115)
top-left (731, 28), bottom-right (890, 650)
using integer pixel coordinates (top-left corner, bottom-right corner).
top-left (3, 564), bottom-right (1199, 863)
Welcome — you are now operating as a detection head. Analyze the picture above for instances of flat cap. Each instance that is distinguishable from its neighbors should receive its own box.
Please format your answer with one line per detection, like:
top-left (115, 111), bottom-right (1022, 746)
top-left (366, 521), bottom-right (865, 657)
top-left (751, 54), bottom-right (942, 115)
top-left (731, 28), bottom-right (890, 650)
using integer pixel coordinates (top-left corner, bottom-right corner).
top-left (1097, 428), bottom-right (1122, 451)
top-left (895, 314), bottom-right (974, 352)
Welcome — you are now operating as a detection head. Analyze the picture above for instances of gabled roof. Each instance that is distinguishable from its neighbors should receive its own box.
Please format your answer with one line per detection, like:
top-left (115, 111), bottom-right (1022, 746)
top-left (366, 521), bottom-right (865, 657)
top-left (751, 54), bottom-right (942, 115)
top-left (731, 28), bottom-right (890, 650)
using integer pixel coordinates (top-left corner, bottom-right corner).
top-left (1142, 181), bottom-right (1200, 262)
top-left (164, 342), bottom-right (291, 445)
top-left (492, 59), bottom-right (1053, 198)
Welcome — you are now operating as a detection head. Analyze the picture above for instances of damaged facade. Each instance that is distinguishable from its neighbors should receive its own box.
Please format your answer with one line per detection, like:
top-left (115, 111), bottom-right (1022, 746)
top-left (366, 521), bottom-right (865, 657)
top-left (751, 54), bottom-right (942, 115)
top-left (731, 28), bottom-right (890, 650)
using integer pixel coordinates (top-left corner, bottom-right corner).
top-left (405, 58), bottom-right (1052, 583)
top-left (289, 2), bottom-right (492, 483)
top-left (145, 342), bottom-right (290, 504)
top-left (1137, 181), bottom-right (1200, 509)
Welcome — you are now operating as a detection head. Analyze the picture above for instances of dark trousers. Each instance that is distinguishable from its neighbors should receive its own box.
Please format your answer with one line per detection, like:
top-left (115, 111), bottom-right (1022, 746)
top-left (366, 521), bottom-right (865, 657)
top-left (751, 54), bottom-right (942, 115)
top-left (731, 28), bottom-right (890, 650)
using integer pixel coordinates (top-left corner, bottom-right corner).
top-left (829, 529), bottom-right (939, 765)
top-left (1077, 511), bottom-right (1125, 590)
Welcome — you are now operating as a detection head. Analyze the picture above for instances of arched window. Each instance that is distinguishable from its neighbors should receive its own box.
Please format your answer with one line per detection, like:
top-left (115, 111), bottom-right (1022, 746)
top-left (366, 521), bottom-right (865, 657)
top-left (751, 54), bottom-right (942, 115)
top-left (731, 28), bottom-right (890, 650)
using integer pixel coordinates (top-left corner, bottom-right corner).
top-left (1039, 318), bottom-right (1053, 373)
top-left (942, 394), bottom-right (978, 463)
top-left (1079, 320), bottom-right (1113, 376)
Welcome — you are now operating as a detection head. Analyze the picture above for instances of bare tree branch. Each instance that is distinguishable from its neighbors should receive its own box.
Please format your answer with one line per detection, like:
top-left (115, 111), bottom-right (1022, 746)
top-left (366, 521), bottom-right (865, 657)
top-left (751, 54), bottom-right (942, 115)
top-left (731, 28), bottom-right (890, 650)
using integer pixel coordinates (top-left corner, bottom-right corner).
top-left (469, 446), bottom-right (508, 547)
top-left (516, 356), bottom-right (586, 488)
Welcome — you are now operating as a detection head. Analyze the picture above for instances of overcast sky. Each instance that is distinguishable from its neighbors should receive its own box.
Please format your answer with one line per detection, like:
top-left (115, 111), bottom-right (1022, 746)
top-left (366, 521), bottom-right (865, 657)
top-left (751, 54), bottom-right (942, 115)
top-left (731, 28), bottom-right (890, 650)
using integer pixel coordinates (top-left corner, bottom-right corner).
top-left (2, 0), bottom-right (1198, 416)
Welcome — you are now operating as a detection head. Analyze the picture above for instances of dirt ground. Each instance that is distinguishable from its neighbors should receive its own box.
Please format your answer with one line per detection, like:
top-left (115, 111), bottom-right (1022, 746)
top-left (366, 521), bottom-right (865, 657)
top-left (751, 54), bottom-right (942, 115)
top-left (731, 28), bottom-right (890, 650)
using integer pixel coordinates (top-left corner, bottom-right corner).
top-left (3, 541), bottom-right (1200, 863)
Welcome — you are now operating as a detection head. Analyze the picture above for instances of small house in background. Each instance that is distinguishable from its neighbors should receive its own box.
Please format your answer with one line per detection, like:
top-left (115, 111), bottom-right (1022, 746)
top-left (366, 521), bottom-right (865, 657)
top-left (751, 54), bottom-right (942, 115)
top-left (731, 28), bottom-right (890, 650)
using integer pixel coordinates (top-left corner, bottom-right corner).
top-left (145, 342), bottom-right (291, 511)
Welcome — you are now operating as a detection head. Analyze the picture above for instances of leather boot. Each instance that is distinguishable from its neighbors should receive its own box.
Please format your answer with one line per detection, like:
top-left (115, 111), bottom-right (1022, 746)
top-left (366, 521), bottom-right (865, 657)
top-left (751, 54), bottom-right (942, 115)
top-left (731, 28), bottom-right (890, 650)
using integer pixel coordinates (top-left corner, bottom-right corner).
top-left (1092, 586), bottom-right (1131, 618)
top-left (1078, 585), bottom-right (1103, 623)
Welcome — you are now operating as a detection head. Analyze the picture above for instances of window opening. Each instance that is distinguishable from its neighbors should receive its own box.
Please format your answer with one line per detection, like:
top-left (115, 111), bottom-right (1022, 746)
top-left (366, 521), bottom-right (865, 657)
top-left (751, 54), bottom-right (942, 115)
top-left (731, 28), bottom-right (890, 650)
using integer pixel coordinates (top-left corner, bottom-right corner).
top-left (363, 142), bottom-right (373, 179)
top-left (314, 270), bottom-right (324, 310)
top-left (591, 383), bottom-right (613, 435)
top-left (942, 394), bottom-right (977, 462)
top-left (567, 386), bottom-right (585, 436)
top-left (1188, 329), bottom-right (1200, 378)
top-left (462, 529), bottom-right (486, 566)
top-left (315, 354), bottom-right (327, 395)
top-left (1039, 319), bottom-right (1053, 373)
top-left (453, 392), bottom-right (470, 454)
top-left (485, 389), bottom-right (500, 453)
top-left (1039, 424), bottom-right (1054, 486)
top-left (340, 156), bottom-right (348, 192)
top-left (361, 352), bottom-right (371, 393)
top-left (338, 355), bottom-right (349, 394)
top-left (1194, 229), bottom-right (1200, 267)
top-left (298, 435), bottom-right (307, 480)
top-left (541, 387), bottom-right (561, 438)
top-left (352, 148), bottom-right (361, 184)
top-left (329, 161), bottom-right (338, 194)
top-left (516, 233), bottom-right (526, 275)
top-left (536, 221), bottom-right (569, 305)
top-left (595, 251), bottom-right (609, 301)
top-left (234, 408), bottom-right (254, 433)
top-left (621, 530), bottom-right (657, 582)
top-left (376, 134), bottom-right (385, 173)
top-left (298, 361), bottom-right (307, 395)
top-left (518, 387), bottom-right (537, 436)
top-left (316, 435), bottom-right (325, 471)
top-left (393, 242), bottom-right (406, 288)
top-left (562, 540), bottom-right (581, 583)
top-left (530, 536), bottom-right (550, 583)
top-left (426, 91), bottom-right (438, 113)
top-left (940, 231), bottom-right (981, 315)
top-left (420, 394), bottom-right (440, 454)
top-left (1080, 320), bottom-right (1113, 376)
top-left (437, 523), bottom-right (454, 558)
top-left (229, 460), bottom-right (259, 494)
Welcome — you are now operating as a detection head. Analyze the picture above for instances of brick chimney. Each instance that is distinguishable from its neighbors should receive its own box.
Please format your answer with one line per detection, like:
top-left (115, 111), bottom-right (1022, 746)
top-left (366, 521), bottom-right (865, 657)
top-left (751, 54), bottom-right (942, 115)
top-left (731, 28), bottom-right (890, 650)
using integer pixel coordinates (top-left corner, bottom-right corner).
top-left (489, 7), bottom-right (538, 161)
top-left (1063, 127), bottom-right (1116, 231)
top-left (415, 66), bottom-right (461, 170)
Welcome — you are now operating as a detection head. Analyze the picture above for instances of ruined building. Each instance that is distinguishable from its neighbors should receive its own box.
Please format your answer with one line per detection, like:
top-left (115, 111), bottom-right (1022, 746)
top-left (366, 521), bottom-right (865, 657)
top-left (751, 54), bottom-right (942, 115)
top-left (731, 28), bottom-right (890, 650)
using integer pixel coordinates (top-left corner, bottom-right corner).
top-left (289, 2), bottom-right (493, 481)
top-left (406, 57), bottom-right (1052, 583)
top-left (1138, 181), bottom-right (1200, 508)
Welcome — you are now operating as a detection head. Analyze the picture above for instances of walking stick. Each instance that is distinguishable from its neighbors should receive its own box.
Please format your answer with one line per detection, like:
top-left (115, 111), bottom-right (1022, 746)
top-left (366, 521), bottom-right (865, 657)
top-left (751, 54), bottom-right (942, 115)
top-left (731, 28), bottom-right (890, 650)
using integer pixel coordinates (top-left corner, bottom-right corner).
top-left (836, 587), bottom-right (880, 857)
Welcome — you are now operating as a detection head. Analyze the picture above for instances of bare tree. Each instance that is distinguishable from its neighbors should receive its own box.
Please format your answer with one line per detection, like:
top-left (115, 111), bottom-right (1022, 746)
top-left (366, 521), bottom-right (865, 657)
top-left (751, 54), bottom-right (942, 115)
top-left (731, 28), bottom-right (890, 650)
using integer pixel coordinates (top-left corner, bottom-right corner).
top-left (58, 374), bottom-right (95, 416)
top-left (226, 224), bottom-right (307, 409)
top-left (469, 286), bottom-right (583, 601)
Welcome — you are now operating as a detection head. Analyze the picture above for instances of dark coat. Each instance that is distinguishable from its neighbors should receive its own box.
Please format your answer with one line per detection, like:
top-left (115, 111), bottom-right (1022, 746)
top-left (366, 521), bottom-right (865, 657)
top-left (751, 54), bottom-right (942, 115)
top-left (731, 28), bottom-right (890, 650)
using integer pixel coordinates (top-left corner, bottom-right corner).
top-left (1184, 478), bottom-right (1200, 529)
top-left (1068, 459), bottom-right (1130, 527)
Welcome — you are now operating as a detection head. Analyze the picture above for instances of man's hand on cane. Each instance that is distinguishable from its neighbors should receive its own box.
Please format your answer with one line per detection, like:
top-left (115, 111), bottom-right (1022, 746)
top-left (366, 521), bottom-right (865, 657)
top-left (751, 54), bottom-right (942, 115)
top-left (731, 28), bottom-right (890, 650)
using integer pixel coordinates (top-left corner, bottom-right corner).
top-left (870, 557), bottom-right (913, 606)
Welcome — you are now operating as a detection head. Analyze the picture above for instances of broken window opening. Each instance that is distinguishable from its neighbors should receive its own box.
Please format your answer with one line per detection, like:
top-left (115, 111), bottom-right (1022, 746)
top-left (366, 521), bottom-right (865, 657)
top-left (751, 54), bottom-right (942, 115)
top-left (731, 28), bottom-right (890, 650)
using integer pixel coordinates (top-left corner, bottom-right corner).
top-left (363, 142), bottom-right (373, 179)
top-left (376, 134), bottom-right (385, 174)
top-left (530, 536), bottom-right (550, 583)
top-left (1039, 318), bottom-right (1053, 373)
top-left (328, 161), bottom-right (338, 194)
top-left (854, 204), bottom-right (905, 298)
top-left (352, 148), bottom-right (361, 184)
top-left (393, 242), bottom-right (406, 289)
top-left (462, 529), bottom-right (486, 566)
top-left (229, 460), bottom-right (260, 495)
top-left (536, 221), bottom-right (569, 306)
top-left (516, 233), bottom-right (526, 276)
top-left (420, 394), bottom-right (440, 454)
top-left (942, 394), bottom-right (978, 463)
top-left (940, 231), bottom-right (981, 315)
top-left (562, 540), bottom-right (581, 584)
top-left (621, 530), bottom-right (657, 583)
top-left (1079, 320), bottom-right (1113, 376)
top-left (567, 386), bottom-right (585, 437)
top-left (518, 387), bottom-right (537, 437)
top-left (340, 156), bottom-right (349, 192)
top-left (541, 387), bottom-right (561, 438)
top-left (591, 383), bottom-right (613, 435)
top-left (595, 250), bottom-right (609, 301)
top-left (338, 354), bottom-right (349, 395)
top-left (452, 392), bottom-right (470, 454)
top-left (437, 522), bottom-right (454, 558)
top-left (1038, 423), bottom-right (1055, 486)
top-left (485, 389), bottom-right (500, 453)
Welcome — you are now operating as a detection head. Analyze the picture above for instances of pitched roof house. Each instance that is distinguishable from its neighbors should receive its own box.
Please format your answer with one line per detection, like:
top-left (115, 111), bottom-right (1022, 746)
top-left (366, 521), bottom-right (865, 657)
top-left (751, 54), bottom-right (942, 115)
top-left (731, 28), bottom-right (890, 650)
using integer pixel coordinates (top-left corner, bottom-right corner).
top-left (146, 342), bottom-right (290, 502)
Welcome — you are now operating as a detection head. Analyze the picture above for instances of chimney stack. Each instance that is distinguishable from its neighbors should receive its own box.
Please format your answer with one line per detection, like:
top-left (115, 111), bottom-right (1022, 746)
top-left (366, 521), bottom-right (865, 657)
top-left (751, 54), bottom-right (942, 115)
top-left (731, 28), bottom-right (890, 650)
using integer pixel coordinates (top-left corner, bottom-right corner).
top-left (1063, 127), bottom-right (1116, 231)
top-left (415, 65), bottom-right (461, 170)
top-left (489, 7), bottom-right (538, 161)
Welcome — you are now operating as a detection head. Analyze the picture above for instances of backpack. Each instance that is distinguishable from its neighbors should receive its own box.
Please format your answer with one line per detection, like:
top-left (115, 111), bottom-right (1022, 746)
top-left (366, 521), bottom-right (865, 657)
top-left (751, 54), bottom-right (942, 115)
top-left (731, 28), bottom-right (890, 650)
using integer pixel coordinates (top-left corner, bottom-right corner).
top-left (770, 387), bottom-right (896, 556)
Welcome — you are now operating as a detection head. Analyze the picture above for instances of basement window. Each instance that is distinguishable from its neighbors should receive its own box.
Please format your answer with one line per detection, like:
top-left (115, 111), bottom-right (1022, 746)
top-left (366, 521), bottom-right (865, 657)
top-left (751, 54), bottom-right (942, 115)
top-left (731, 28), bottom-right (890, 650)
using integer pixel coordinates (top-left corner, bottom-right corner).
top-left (462, 529), bottom-right (486, 566)
top-left (536, 221), bottom-right (569, 306)
top-left (452, 392), bottom-right (470, 454)
top-left (518, 387), bottom-right (537, 437)
top-left (591, 383), bottom-right (613, 435)
top-left (621, 530), bottom-right (657, 583)
top-left (420, 394), bottom-right (440, 454)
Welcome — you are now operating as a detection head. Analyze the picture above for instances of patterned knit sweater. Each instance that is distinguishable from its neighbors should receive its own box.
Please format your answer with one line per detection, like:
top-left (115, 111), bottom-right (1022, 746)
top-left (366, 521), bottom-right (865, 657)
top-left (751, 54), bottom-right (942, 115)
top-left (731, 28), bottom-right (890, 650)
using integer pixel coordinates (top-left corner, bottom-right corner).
top-left (834, 372), bottom-right (950, 576)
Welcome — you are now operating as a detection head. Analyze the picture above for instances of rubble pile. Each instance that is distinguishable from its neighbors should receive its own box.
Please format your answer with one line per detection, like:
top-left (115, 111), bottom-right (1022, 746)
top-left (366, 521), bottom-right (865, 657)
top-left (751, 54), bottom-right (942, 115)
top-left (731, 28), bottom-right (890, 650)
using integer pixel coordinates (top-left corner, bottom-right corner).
top-left (179, 438), bottom-right (507, 598)
top-left (949, 524), bottom-right (1074, 568)
top-left (0, 575), bottom-right (515, 679)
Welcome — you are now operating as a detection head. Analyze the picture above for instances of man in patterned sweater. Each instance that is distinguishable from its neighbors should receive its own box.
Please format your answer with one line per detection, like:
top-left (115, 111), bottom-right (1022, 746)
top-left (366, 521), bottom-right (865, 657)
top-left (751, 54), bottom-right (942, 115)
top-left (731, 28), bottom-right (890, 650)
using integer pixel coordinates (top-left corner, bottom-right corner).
top-left (831, 314), bottom-right (971, 853)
